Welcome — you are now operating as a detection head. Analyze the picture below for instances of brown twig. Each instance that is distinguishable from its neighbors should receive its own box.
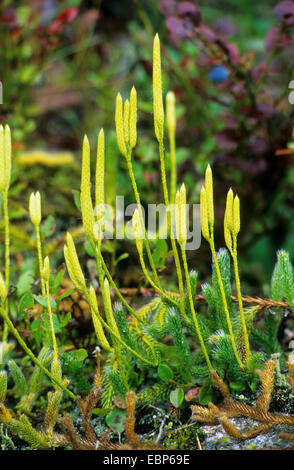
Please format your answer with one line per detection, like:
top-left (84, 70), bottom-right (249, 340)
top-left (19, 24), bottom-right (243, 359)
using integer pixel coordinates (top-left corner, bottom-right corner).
top-left (192, 360), bottom-right (294, 442)
top-left (97, 286), bottom-right (291, 312)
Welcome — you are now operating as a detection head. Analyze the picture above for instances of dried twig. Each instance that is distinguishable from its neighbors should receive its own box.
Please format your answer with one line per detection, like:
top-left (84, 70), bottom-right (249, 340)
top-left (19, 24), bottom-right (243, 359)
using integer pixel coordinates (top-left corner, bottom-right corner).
top-left (192, 360), bottom-right (294, 441)
top-left (96, 286), bottom-right (291, 312)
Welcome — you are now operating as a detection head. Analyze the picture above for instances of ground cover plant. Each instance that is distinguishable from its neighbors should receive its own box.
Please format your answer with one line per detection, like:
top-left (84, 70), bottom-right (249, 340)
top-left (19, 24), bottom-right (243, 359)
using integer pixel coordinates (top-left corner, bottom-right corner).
top-left (2, 3), bottom-right (294, 452)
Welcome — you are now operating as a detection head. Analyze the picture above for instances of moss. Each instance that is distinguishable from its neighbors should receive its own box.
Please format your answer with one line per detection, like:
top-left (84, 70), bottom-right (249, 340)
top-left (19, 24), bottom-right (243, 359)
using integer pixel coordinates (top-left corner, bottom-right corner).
top-left (163, 423), bottom-right (197, 449)
top-left (269, 387), bottom-right (294, 414)
top-left (0, 424), bottom-right (16, 450)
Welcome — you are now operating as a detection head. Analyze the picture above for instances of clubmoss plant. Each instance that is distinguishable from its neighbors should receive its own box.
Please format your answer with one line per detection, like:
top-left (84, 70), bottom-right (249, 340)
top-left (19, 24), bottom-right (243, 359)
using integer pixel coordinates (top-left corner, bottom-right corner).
top-left (1, 34), bottom-right (294, 449)
top-left (62, 34), bottom-right (294, 403)
top-left (0, 125), bottom-right (11, 343)
top-left (58, 34), bottom-right (288, 409)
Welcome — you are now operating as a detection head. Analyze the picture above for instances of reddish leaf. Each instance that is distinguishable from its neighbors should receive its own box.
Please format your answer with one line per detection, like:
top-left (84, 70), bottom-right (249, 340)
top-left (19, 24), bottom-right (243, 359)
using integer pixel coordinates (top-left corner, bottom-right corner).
top-left (57, 8), bottom-right (78, 25)
top-left (197, 52), bottom-right (210, 66)
top-left (255, 104), bottom-right (277, 119)
top-left (225, 114), bottom-right (239, 130)
top-left (215, 130), bottom-right (238, 149)
top-left (0, 8), bottom-right (16, 23)
top-left (177, 2), bottom-right (201, 26)
top-left (279, 35), bottom-right (294, 45)
top-left (48, 21), bottom-right (62, 34)
top-left (185, 388), bottom-right (200, 402)
top-left (231, 81), bottom-right (245, 94)
top-left (251, 61), bottom-right (267, 82)
top-left (198, 24), bottom-right (218, 42)
top-left (48, 8), bottom-right (78, 35)
top-left (0, 7), bottom-right (20, 36)
top-left (79, 10), bottom-right (99, 31)
top-left (159, 0), bottom-right (177, 16)
top-left (274, 1), bottom-right (294, 21)
top-left (166, 16), bottom-right (191, 38)
top-left (10, 25), bottom-right (21, 39)
top-left (264, 26), bottom-right (280, 51)
top-left (213, 17), bottom-right (237, 37)
top-left (244, 104), bottom-right (277, 120)
top-left (227, 43), bottom-right (240, 65)
top-left (248, 135), bottom-right (268, 155)
top-left (275, 148), bottom-right (294, 155)
top-left (143, 172), bottom-right (158, 184)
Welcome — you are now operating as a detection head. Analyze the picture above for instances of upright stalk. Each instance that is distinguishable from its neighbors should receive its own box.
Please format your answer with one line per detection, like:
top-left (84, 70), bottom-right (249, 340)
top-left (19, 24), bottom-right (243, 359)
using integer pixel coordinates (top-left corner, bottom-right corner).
top-left (201, 169), bottom-right (245, 370)
top-left (126, 151), bottom-right (160, 285)
top-left (224, 189), bottom-right (250, 364)
top-left (3, 191), bottom-right (9, 292)
top-left (137, 247), bottom-right (180, 308)
top-left (166, 91), bottom-right (177, 205)
top-left (232, 235), bottom-right (250, 363)
top-left (2, 190), bottom-right (9, 342)
top-left (29, 192), bottom-right (51, 345)
top-left (45, 280), bottom-right (58, 362)
top-left (209, 237), bottom-right (244, 369)
top-left (84, 290), bottom-right (157, 366)
top-left (35, 225), bottom-right (45, 297)
top-left (181, 246), bottom-right (212, 369)
top-left (169, 130), bottom-right (177, 207)
top-left (158, 140), bottom-right (186, 318)
top-left (94, 239), bottom-right (146, 325)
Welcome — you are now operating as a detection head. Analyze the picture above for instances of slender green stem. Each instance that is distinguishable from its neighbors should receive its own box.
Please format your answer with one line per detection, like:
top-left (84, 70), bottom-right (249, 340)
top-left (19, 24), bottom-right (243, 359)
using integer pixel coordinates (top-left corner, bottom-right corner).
top-left (94, 240), bottom-right (108, 309)
top-left (110, 237), bottom-right (117, 276)
top-left (85, 291), bottom-right (157, 366)
top-left (35, 224), bottom-right (50, 346)
top-left (168, 128), bottom-right (177, 206)
top-left (45, 280), bottom-right (58, 361)
top-left (158, 139), bottom-right (186, 318)
top-left (0, 308), bottom-right (75, 399)
top-left (232, 235), bottom-right (250, 363)
top-left (35, 225), bottom-right (45, 297)
top-left (3, 191), bottom-right (9, 291)
top-left (209, 236), bottom-right (244, 369)
top-left (94, 243), bottom-right (132, 383)
top-left (94, 241), bottom-right (157, 365)
top-left (126, 152), bottom-right (160, 285)
top-left (181, 246), bottom-right (212, 369)
top-left (138, 249), bottom-right (180, 308)
top-left (102, 281), bottom-right (129, 389)
top-left (2, 190), bottom-right (10, 342)
top-left (95, 242), bottom-right (148, 325)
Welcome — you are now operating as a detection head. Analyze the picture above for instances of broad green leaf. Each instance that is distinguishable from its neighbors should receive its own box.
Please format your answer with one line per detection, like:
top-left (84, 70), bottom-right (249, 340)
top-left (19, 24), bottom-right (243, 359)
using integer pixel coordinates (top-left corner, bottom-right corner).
top-left (16, 271), bottom-right (34, 296)
top-left (106, 408), bottom-right (127, 434)
top-left (18, 292), bottom-right (34, 315)
top-left (157, 363), bottom-right (174, 383)
top-left (34, 294), bottom-right (57, 310)
top-left (170, 388), bottom-right (184, 408)
top-left (198, 385), bottom-right (215, 406)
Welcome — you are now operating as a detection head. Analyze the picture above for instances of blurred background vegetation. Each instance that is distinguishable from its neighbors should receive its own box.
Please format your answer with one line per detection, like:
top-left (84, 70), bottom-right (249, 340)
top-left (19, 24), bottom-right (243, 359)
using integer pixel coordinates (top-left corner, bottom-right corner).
top-left (1, 0), bottom-right (294, 297)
